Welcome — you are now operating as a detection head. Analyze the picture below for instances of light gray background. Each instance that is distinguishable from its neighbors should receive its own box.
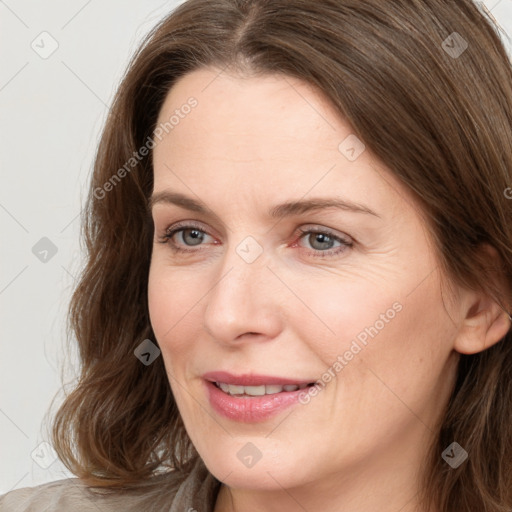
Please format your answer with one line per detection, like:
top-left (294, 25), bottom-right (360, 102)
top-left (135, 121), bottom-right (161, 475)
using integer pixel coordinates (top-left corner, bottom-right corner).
top-left (1, 0), bottom-right (511, 493)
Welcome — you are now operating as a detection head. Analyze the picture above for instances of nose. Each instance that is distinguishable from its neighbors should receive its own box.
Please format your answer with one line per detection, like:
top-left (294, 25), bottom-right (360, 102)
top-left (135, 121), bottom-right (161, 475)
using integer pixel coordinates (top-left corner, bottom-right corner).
top-left (202, 240), bottom-right (284, 346)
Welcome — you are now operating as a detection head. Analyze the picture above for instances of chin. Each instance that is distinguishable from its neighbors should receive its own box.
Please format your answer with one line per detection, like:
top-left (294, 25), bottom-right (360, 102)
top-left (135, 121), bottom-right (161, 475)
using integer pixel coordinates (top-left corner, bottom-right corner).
top-left (197, 439), bottom-right (312, 491)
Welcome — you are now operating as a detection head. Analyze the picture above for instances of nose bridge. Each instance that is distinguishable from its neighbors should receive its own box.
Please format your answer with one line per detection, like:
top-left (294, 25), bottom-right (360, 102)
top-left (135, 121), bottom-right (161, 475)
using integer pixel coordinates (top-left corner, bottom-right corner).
top-left (202, 234), bottom-right (282, 343)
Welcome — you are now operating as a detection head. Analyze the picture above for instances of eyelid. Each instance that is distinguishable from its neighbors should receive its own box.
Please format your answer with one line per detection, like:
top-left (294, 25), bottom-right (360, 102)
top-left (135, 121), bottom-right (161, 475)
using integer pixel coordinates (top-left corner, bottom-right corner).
top-left (165, 219), bottom-right (209, 232)
top-left (162, 220), bottom-right (215, 239)
top-left (296, 225), bottom-right (352, 243)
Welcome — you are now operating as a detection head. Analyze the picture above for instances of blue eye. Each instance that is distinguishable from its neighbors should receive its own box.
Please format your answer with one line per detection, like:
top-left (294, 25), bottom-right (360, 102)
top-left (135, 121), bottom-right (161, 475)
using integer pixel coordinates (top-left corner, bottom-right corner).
top-left (159, 223), bottom-right (213, 253)
top-left (158, 223), bottom-right (352, 258)
top-left (295, 227), bottom-right (352, 258)
top-left (171, 227), bottom-right (206, 247)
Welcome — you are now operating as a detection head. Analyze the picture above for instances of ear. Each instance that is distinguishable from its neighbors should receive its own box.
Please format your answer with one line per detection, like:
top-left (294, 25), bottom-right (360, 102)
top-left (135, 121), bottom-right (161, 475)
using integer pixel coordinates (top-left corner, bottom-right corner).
top-left (453, 244), bottom-right (511, 355)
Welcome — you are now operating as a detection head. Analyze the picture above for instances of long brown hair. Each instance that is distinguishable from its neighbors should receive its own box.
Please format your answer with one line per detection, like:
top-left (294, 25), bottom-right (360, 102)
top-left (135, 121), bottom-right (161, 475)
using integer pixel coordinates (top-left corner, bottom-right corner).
top-left (50, 1), bottom-right (512, 510)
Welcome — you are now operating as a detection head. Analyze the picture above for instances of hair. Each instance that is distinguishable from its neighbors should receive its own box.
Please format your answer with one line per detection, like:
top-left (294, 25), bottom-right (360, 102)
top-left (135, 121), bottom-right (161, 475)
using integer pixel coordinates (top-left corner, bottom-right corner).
top-left (50, 0), bottom-right (512, 510)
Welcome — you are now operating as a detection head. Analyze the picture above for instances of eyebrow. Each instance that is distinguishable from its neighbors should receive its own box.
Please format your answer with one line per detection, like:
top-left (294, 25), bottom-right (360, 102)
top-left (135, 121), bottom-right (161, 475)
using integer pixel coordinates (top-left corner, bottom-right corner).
top-left (149, 191), bottom-right (380, 219)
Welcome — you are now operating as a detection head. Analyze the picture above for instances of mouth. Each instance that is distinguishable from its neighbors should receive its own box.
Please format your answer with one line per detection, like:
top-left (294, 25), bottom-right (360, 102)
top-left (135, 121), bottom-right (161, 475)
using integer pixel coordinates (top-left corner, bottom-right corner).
top-left (213, 381), bottom-right (315, 397)
top-left (202, 372), bottom-right (318, 422)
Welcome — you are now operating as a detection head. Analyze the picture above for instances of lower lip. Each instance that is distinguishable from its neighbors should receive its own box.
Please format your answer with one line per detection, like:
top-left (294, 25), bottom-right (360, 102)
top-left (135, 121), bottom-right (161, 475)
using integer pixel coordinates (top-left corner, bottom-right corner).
top-left (205, 380), bottom-right (306, 423)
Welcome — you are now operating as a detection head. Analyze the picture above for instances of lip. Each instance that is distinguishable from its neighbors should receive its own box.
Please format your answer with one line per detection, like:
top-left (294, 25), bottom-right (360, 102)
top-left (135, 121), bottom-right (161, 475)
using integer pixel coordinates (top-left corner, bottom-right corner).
top-left (202, 371), bottom-right (314, 386)
top-left (204, 380), bottom-right (309, 423)
top-left (202, 371), bottom-right (316, 423)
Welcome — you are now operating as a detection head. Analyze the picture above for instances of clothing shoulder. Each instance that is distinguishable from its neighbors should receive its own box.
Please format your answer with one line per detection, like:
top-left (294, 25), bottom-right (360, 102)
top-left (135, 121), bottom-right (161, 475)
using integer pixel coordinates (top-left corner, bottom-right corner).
top-left (0, 469), bottom-right (187, 512)
top-left (0, 477), bottom-right (103, 512)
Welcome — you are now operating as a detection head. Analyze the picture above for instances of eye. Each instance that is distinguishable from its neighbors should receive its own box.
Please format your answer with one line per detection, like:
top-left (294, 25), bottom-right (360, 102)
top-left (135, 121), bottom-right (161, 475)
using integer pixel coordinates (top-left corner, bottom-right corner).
top-left (295, 227), bottom-right (352, 258)
top-left (157, 222), bottom-right (353, 258)
top-left (157, 221), bottom-right (214, 253)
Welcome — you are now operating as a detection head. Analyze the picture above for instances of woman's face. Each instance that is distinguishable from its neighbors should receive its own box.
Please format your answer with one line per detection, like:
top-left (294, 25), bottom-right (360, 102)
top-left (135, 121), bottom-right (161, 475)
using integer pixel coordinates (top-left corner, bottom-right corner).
top-left (148, 67), bottom-right (461, 503)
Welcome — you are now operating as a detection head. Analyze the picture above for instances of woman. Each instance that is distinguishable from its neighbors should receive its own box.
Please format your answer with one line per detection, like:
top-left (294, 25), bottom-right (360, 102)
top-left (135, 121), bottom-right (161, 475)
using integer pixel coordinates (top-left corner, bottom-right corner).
top-left (1, 0), bottom-right (511, 511)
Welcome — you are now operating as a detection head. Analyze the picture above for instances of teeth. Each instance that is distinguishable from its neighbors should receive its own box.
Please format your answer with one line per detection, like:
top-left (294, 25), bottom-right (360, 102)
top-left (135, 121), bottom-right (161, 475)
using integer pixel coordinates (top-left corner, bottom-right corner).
top-left (216, 382), bottom-right (308, 396)
top-left (218, 383), bottom-right (230, 393)
top-left (245, 385), bottom-right (266, 396)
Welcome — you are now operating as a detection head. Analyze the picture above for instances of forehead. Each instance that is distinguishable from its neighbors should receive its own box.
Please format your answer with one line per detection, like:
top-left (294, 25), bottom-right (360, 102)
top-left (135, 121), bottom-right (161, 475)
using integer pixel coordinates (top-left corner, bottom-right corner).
top-left (156, 68), bottom-right (344, 158)
top-left (151, 67), bottom-right (408, 221)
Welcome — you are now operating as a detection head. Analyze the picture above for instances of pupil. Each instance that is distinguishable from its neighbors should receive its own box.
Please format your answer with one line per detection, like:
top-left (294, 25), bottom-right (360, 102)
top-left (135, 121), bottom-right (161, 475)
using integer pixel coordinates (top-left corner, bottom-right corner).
top-left (312, 233), bottom-right (332, 250)
top-left (185, 229), bottom-right (203, 246)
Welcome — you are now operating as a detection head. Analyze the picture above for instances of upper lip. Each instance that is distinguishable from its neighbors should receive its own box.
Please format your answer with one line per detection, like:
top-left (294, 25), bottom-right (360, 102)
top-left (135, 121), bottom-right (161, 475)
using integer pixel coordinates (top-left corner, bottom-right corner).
top-left (203, 371), bottom-right (314, 386)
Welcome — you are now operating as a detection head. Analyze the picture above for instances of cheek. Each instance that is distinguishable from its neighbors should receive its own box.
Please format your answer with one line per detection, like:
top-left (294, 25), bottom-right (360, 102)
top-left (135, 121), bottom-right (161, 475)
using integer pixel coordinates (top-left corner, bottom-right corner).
top-left (147, 264), bottom-right (212, 431)
top-left (295, 265), bottom-right (450, 394)
top-left (347, 276), bottom-right (456, 408)
top-left (147, 269), bottom-right (187, 409)
top-left (147, 265), bottom-right (171, 339)
top-left (147, 261), bottom-right (210, 385)
top-left (148, 258), bottom-right (195, 331)
top-left (147, 263), bottom-right (191, 354)
top-left (284, 271), bottom-right (401, 362)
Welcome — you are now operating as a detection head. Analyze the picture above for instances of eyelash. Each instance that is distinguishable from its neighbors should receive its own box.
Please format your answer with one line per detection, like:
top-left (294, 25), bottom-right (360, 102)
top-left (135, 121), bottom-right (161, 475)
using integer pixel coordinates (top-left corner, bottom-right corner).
top-left (157, 221), bottom-right (353, 259)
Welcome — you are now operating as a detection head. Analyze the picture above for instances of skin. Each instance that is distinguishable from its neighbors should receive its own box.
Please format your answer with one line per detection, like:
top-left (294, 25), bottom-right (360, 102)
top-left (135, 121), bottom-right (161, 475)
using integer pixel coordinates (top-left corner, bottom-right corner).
top-left (147, 67), bottom-right (510, 512)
